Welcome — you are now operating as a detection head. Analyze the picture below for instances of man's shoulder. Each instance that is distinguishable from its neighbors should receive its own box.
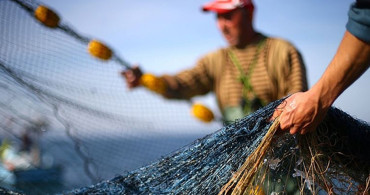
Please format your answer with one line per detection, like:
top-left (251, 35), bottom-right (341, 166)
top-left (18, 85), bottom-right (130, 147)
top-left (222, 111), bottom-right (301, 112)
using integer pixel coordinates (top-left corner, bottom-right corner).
top-left (268, 37), bottom-right (296, 48)
top-left (256, 32), bottom-right (295, 48)
top-left (196, 48), bottom-right (227, 77)
top-left (266, 36), bottom-right (302, 54)
top-left (204, 47), bottom-right (227, 57)
top-left (200, 47), bottom-right (227, 62)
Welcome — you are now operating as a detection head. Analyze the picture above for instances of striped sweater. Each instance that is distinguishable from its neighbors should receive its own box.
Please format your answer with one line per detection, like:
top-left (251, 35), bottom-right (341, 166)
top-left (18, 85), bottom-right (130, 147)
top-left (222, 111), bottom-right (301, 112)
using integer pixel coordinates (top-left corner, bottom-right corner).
top-left (161, 33), bottom-right (308, 117)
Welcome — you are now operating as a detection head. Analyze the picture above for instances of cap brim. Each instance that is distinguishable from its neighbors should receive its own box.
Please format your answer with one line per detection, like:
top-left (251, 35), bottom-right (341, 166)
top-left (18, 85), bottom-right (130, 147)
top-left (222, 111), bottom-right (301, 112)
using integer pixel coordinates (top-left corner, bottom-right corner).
top-left (202, 2), bottom-right (236, 14)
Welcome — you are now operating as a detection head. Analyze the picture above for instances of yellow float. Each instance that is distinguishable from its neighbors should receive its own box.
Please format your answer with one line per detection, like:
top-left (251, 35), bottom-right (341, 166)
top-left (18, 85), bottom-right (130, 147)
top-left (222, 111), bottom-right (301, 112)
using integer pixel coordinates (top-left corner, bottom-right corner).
top-left (34, 5), bottom-right (60, 28)
top-left (191, 103), bottom-right (214, 123)
top-left (87, 40), bottom-right (113, 60)
top-left (139, 73), bottom-right (166, 94)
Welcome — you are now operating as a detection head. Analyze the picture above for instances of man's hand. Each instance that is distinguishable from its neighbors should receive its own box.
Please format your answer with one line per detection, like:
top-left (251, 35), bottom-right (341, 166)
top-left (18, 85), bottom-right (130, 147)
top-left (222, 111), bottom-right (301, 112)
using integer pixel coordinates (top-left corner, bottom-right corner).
top-left (121, 65), bottom-right (143, 89)
top-left (272, 91), bottom-right (329, 135)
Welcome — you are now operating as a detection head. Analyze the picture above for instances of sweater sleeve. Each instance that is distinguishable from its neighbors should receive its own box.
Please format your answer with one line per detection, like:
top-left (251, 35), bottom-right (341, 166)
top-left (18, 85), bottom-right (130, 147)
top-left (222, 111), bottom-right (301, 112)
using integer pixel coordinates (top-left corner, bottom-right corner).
top-left (346, 1), bottom-right (370, 43)
top-left (159, 54), bottom-right (216, 100)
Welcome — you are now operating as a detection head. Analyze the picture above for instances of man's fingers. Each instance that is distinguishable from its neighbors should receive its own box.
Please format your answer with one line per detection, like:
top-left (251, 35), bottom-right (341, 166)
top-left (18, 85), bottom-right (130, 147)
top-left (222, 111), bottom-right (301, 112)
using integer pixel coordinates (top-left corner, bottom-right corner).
top-left (271, 101), bottom-right (287, 121)
top-left (300, 123), bottom-right (317, 135)
top-left (120, 69), bottom-right (141, 88)
top-left (289, 125), bottom-right (300, 135)
top-left (271, 109), bottom-right (282, 121)
top-left (279, 109), bottom-right (294, 130)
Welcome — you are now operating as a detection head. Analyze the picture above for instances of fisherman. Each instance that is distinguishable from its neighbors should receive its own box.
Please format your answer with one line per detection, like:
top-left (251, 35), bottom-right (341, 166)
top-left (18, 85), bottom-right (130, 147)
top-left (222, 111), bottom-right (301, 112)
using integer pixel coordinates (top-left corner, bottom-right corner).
top-left (122, 0), bottom-right (308, 124)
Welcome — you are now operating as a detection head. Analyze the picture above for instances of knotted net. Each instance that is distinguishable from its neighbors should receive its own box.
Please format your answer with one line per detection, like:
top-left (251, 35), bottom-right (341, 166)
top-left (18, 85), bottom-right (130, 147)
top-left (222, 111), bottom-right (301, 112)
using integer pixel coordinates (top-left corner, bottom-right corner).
top-left (67, 103), bottom-right (370, 195)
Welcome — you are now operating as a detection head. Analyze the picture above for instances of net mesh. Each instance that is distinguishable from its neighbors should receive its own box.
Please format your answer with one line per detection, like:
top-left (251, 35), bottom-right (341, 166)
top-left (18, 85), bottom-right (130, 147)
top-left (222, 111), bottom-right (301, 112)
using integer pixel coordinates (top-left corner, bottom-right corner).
top-left (0, 0), bottom-right (369, 194)
top-left (0, 0), bottom-right (220, 193)
top-left (58, 102), bottom-right (369, 195)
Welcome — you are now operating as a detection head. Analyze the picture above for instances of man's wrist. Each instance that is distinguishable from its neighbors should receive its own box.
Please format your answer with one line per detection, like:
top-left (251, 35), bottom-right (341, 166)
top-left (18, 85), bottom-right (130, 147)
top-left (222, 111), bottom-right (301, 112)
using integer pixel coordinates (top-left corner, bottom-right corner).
top-left (309, 83), bottom-right (335, 111)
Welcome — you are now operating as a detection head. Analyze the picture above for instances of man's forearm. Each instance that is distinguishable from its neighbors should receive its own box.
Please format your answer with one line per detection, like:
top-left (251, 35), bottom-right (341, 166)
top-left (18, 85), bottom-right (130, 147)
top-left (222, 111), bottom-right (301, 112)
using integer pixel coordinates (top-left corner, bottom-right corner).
top-left (311, 31), bottom-right (370, 109)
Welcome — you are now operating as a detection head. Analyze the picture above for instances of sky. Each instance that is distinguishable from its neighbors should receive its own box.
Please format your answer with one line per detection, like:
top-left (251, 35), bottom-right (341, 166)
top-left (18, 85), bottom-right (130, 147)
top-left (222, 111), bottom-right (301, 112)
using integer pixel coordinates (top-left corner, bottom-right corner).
top-left (39, 0), bottom-right (370, 122)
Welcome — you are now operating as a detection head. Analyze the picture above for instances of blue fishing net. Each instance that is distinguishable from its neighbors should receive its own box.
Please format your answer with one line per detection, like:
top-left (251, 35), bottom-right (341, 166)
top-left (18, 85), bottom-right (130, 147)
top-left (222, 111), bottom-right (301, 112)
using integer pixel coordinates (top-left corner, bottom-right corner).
top-left (64, 104), bottom-right (369, 195)
top-left (67, 100), bottom-right (283, 195)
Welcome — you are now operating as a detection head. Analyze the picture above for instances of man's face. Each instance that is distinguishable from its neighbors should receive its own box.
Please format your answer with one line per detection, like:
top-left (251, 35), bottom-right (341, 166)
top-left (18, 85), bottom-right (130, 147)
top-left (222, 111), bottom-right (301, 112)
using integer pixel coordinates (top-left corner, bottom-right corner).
top-left (216, 8), bottom-right (251, 47)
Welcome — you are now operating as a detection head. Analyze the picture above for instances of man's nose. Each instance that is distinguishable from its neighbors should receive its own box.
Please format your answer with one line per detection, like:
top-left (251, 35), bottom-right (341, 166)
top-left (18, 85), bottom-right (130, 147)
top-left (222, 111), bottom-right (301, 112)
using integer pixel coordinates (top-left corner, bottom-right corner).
top-left (217, 19), bottom-right (228, 32)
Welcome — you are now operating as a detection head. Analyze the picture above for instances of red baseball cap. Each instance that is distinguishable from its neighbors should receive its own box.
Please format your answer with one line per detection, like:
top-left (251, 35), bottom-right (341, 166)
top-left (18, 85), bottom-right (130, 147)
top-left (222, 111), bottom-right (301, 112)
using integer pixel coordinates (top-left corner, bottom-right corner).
top-left (202, 0), bottom-right (254, 14)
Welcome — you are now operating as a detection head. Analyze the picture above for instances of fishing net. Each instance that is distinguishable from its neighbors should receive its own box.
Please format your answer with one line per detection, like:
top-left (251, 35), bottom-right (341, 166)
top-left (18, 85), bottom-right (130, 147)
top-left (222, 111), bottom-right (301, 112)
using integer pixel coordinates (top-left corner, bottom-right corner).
top-left (64, 103), bottom-right (369, 195)
top-left (0, 0), bottom-right (369, 194)
top-left (0, 0), bottom-right (220, 194)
